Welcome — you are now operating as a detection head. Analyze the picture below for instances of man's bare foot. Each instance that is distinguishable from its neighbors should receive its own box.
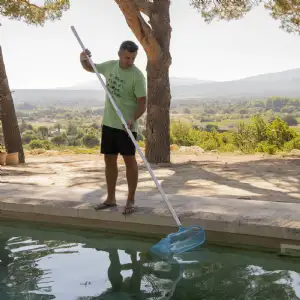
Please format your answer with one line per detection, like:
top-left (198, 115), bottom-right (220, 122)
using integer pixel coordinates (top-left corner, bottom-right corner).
top-left (122, 200), bottom-right (137, 215)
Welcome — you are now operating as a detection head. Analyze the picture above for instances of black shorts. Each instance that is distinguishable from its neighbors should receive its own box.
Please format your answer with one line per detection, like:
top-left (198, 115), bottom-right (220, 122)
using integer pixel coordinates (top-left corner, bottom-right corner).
top-left (100, 125), bottom-right (137, 156)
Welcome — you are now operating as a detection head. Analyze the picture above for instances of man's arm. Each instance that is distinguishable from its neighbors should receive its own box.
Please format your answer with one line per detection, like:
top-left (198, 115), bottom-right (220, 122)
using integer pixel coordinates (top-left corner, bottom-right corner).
top-left (131, 72), bottom-right (147, 124)
top-left (127, 97), bottom-right (146, 130)
top-left (133, 97), bottom-right (147, 121)
top-left (81, 58), bottom-right (94, 73)
top-left (80, 50), bottom-right (112, 76)
top-left (80, 50), bottom-right (94, 73)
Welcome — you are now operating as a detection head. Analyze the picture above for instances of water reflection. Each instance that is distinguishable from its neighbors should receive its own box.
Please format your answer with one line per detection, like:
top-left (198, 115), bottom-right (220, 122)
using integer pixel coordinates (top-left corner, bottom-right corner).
top-left (102, 249), bottom-right (143, 297)
top-left (94, 248), bottom-right (185, 299)
top-left (0, 232), bottom-right (184, 299)
top-left (0, 225), bottom-right (300, 299)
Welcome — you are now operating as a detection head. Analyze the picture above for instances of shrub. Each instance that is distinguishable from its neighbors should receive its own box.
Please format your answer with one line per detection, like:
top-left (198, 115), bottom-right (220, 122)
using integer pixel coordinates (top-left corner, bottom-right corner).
top-left (200, 139), bottom-right (219, 151)
top-left (283, 136), bottom-right (300, 152)
top-left (29, 139), bottom-right (51, 150)
top-left (22, 129), bottom-right (41, 144)
top-left (233, 122), bottom-right (256, 153)
top-left (138, 140), bottom-right (145, 148)
top-left (251, 114), bottom-right (267, 143)
top-left (266, 117), bottom-right (297, 148)
top-left (256, 141), bottom-right (277, 155)
top-left (170, 121), bottom-right (195, 146)
top-left (282, 115), bottom-right (298, 126)
top-left (67, 136), bottom-right (82, 147)
top-left (82, 134), bottom-right (100, 148)
top-left (51, 134), bottom-right (68, 146)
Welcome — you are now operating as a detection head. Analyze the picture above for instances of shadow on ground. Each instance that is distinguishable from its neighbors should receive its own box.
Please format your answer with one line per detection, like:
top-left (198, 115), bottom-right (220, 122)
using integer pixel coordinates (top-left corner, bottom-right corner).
top-left (64, 156), bottom-right (300, 204)
top-left (1, 155), bottom-right (299, 205)
top-left (158, 157), bottom-right (300, 203)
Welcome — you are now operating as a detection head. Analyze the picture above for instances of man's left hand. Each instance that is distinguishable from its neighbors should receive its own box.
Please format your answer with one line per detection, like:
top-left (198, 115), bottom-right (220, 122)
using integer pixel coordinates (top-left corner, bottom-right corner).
top-left (125, 119), bottom-right (134, 130)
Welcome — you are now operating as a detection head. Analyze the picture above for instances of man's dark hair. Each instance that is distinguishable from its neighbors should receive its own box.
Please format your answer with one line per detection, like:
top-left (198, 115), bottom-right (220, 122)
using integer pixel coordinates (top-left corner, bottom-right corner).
top-left (119, 41), bottom-right (139, 53)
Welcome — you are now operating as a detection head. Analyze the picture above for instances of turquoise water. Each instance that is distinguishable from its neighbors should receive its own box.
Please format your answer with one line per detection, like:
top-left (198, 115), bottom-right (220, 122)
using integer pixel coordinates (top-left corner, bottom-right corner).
top-left (1, 221), bottom-right (300, 299)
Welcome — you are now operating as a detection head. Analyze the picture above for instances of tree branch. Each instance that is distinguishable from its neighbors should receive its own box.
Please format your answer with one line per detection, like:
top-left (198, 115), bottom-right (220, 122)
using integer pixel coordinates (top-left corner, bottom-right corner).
top-left (114, 0), bottom-right (162, 61)
top-left (134, 0), bottom-right (153, 16)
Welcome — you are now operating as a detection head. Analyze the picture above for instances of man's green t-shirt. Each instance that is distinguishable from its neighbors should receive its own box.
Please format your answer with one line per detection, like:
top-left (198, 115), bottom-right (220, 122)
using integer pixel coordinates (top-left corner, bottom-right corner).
top-left (95, 60), bottom-right (146, 132)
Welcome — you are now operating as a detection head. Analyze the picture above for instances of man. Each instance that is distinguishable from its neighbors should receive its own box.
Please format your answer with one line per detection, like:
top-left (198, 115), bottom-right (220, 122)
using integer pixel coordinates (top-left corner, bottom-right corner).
top-left (80, 41), bottom-right (147, 215)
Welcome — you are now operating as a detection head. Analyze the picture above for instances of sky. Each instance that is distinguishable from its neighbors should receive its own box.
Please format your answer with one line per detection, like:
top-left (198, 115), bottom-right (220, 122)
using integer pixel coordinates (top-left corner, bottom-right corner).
top-left (1, 0), bottom-right (300, 89)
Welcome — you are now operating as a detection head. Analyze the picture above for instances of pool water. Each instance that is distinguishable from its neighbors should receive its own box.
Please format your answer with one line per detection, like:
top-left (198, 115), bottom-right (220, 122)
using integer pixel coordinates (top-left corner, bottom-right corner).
top-left (0, 221), bottom-right (300, 299)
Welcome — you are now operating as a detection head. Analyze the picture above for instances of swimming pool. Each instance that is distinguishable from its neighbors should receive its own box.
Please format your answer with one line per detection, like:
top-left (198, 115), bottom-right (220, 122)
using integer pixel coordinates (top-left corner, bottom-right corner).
top-left (0, 220), bottom-right (300, 299)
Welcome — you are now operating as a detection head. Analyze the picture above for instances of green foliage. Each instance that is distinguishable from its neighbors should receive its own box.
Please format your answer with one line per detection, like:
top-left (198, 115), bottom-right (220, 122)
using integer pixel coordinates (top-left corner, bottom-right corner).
top-left (266, 117), bottom-right (297, 148)
top-left (170, 121), bottom-right (197, 146)
top-left (51, 134), bottom-right (67, 146)
top-left (283, 136), bottom-right (300, 151)
top-left (190, 0), bottom-right (300, 35)
top-left (265, 0), bottom-right (300, 34)
top-left (0, 142), bottom-right (5, 152)
top-left (233, 122), bottom-right (257, 153)
top-left (0, 0), bottom-right (70, 25)
top-left (66, 122), bottom-right (78, 136)
top-left (29, 139), bottom-right (44, 150)
top-left (19, 120), bottom-right (33, 133)
top-left (138, 140), bottom-right (145, 148)
top-left (1, 0), bottom-right (298, 37)
top-left (232, 114), bottom-right (269, 153)
top-left (67, 136), bottom-right (82, 147)
top-left (251, 115), bottom-right (267, 142)
top-left (29, 139), bottom-right (51, 150)
top-left (16, 96), bottom-right (300, 156)
top-left (54, 122), bottom-right (62, 131)
top-left (172, 97), bottom-right (300, 127)
top-left (233, 116), bottom-right (297, 154)
top-left (170, 120), bottom-right (237, 152)
top-left (205, 124), bottom-right (219, 132)
top-left (22, 130), bottom-right (40, 144)
top-left (170, 115), bottom-right (299, 154)
top-left (191, 0), bottom-right (256, 23)
top-left (255, 141), bottom-right (277, 155)
top-left (282, 115), bottom-right (298, 126)
top-left (82, 133), bottom-right (100, 148)
top-left (37, 126), bottom-right (48, 138)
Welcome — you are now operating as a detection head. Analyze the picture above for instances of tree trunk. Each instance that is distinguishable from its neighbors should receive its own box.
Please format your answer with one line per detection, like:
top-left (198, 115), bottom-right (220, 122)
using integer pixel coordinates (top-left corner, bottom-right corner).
top-left (115, 0), bottom-right (172, 164)
top-left (0, 46), bottom-right (25, 163)
top-left (145, 56), bottom-right (171, 164)
top-left (145, 0), bottom-right (172, 163)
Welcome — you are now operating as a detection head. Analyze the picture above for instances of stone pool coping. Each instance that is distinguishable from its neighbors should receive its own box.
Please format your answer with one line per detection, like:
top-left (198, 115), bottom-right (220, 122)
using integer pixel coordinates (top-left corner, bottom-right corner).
top-left (1, 192), bottom-right (300, 253)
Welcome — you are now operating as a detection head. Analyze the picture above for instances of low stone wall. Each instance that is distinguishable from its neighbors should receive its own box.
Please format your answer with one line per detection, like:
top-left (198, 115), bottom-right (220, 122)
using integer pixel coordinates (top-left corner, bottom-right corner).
top-left (1, 195), bottom-right (300, 254)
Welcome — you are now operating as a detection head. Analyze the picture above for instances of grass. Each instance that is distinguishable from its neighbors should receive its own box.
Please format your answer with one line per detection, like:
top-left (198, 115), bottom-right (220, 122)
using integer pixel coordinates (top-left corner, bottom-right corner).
top-left (30, 121), bottom-right (55, 127)
top-left (24, 145), bottom-right (99, 155)
top-left (292, 126), bottom-right (300, 133)
top-left (200, 118), bottom-right (253, 127)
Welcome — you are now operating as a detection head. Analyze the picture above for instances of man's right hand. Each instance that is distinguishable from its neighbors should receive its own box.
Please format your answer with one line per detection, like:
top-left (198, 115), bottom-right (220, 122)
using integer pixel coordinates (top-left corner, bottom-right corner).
top-left (80, 49), bottom-right (94, 73)
top-left (80, 49), bottom-right (91, 61)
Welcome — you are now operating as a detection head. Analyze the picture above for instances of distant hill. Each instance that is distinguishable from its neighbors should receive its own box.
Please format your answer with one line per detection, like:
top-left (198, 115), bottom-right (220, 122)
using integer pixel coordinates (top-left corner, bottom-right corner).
top-left (171, 68), bottom-right (300, 100)
top-left (13, 68), bottom-right (300, 109)
top-left (14, 89), bottom-right (104, 108)
top-left (60, 76), bottom-right (213, 90)
top-left (170, 77), bottom-right (214, 86)
top-left (236, 68), bottom-right (300, 82)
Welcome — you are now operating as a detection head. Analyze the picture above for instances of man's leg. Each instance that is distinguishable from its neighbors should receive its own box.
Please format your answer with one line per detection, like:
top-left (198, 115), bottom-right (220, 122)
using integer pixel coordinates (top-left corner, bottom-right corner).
top-left (118, 130), bottom-right (138, 214)
top-left (107, 249), bottom-right (123, 292)
top-left (104, 154), bottom-right (118, 204)
top-left (122, 155), bottom-right (138, 213)
top-left (95, 125), bottom-right (119, 210)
